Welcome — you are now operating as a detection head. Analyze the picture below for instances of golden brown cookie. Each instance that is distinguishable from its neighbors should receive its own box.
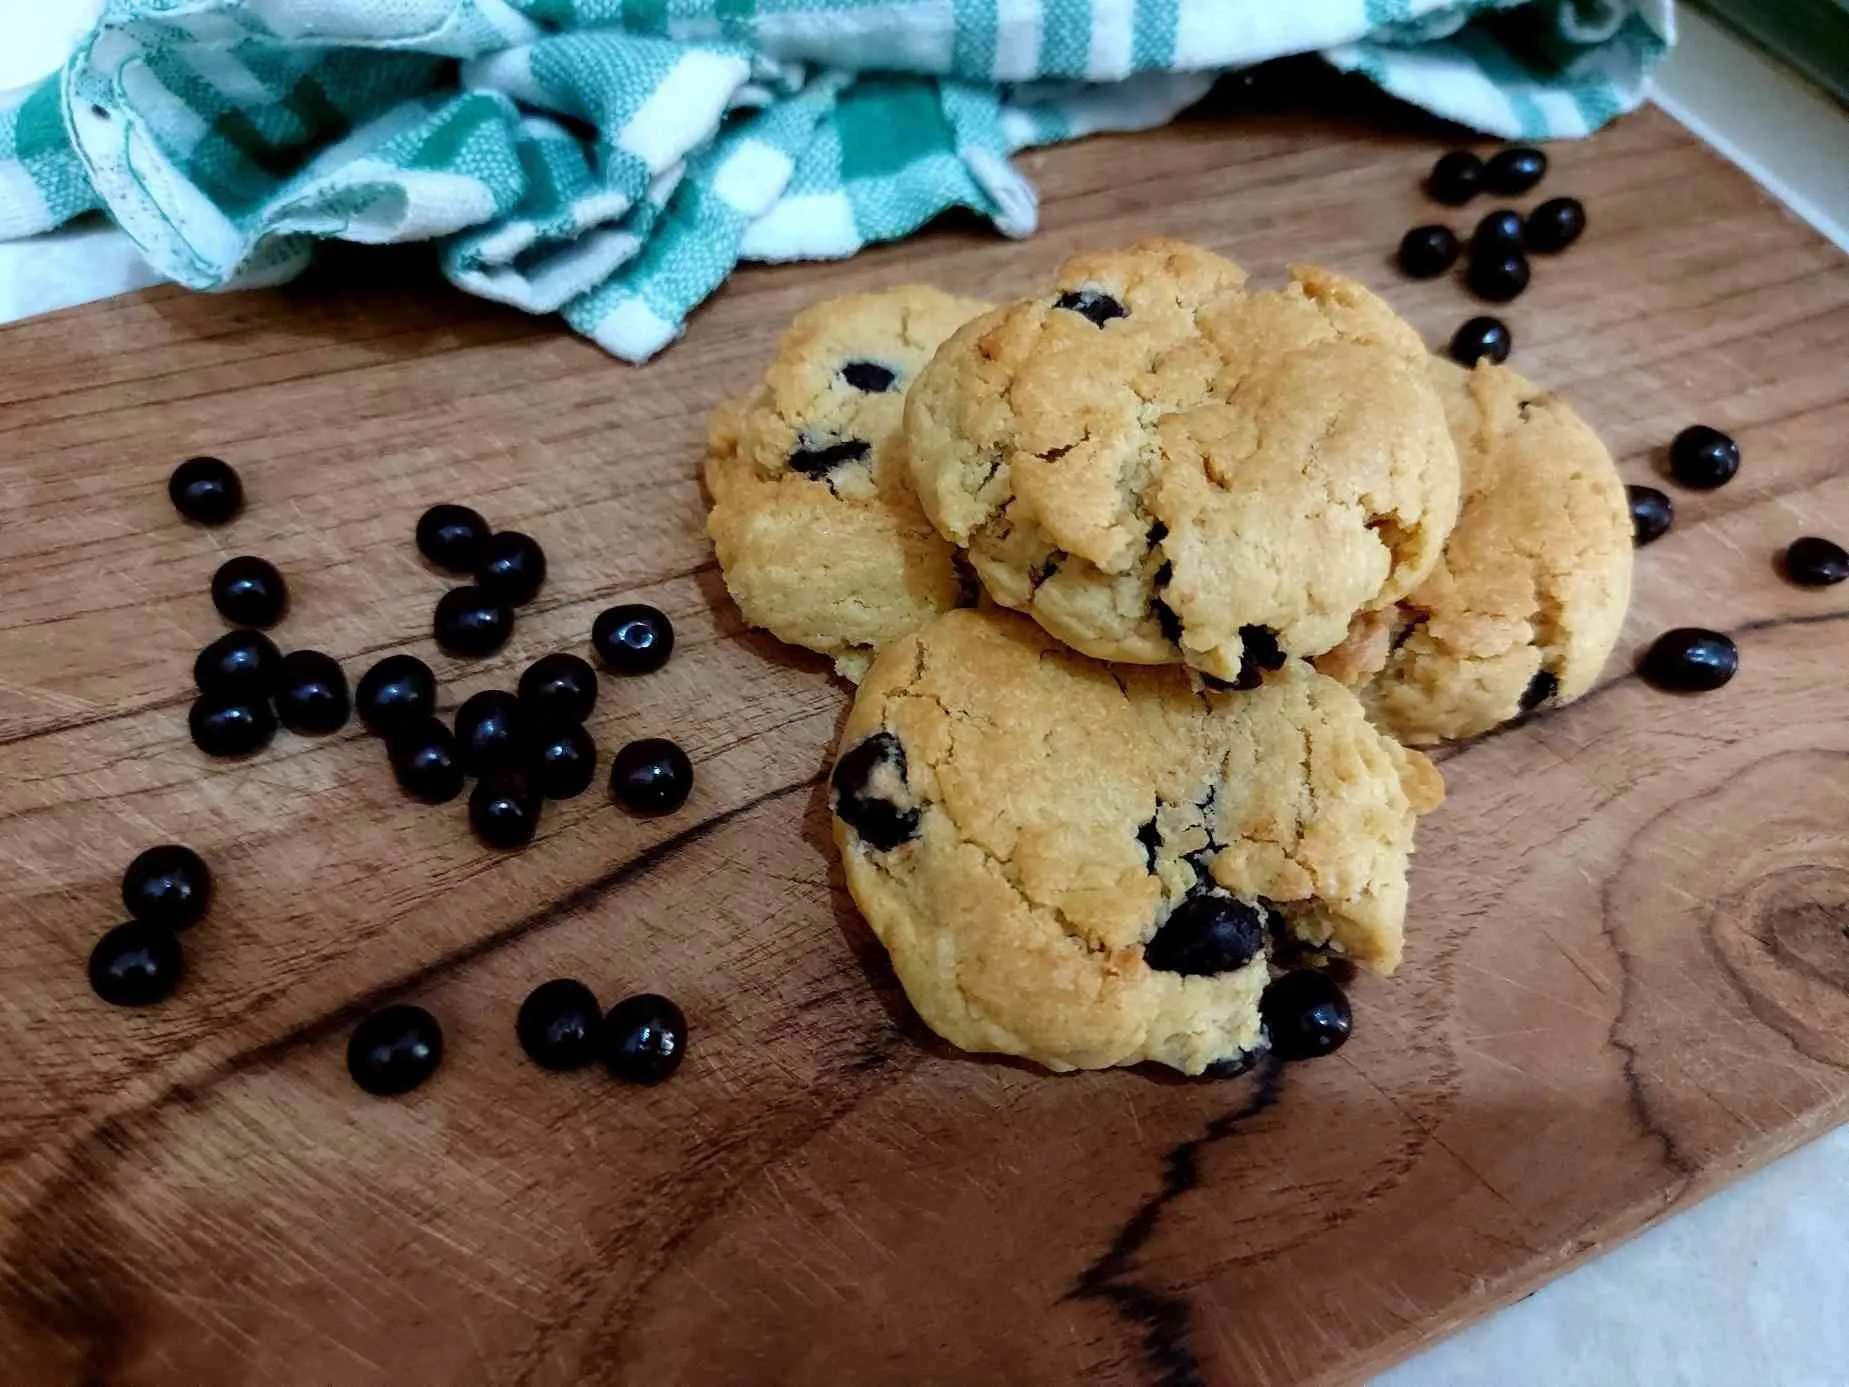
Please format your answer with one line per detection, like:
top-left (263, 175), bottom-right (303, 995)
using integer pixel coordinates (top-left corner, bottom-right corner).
top-left (1315, 359), bottom-right (1632, 745)
top-left (704, 287), bottom-right (988, 680)
top-left (830, 608), bottom-right (1443, 1075)
top-left (902, 240), bottom-right (1460, 684)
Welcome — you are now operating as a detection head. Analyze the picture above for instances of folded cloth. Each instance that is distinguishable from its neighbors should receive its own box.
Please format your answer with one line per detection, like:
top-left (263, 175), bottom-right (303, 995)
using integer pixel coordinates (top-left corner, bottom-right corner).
top-left (0, 0), bottom-right (1673, 360)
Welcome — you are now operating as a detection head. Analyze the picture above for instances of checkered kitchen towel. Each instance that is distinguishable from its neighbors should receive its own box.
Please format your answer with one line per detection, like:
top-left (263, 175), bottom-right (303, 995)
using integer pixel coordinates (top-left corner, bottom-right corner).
top-left (0, 0), bottom-right (1672, 361)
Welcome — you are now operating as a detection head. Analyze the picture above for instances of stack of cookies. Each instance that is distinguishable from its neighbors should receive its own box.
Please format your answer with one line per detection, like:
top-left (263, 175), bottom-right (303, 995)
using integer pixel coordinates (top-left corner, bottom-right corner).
top-left (704, 240), bottom-right (1632, 1077)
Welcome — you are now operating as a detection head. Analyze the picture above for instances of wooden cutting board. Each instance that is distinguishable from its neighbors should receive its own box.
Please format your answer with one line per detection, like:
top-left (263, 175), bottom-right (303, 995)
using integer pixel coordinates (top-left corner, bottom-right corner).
top-left (2, 91), bottom-right (1847, 1386)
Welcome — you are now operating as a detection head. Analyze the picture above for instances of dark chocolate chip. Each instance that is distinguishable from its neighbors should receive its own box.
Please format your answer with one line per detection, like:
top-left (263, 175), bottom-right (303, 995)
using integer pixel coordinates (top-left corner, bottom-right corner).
top-left (1144, 893), bottom-right (1268, 977)
top-left (789, 439), bottom-right (872, 478)
top-left (841, 361), bottom-right (897, 393)
top-left (1029, 551), bottom-right (1064, 589)
top-left (1054, 289), bottom-right (1127, 327)
top-left (1518, 668), bottom-right (1558, 713)
top-left (1137, 816), bottom-right (1160, 872)
top-left (1784, 536), bottom-right (1849, 587)
top-left (830, 731), bottom-right (920, 851)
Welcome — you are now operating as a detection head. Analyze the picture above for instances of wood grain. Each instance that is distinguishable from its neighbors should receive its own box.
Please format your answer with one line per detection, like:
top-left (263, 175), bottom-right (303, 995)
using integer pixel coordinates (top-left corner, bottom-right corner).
top-left (2, 88), bottom-right (1848, 1386)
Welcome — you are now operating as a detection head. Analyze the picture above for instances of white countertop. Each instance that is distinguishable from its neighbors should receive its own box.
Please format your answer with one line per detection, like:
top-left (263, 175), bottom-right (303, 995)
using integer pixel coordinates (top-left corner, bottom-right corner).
top-left (7, 5), bottom-right (1848, 1382)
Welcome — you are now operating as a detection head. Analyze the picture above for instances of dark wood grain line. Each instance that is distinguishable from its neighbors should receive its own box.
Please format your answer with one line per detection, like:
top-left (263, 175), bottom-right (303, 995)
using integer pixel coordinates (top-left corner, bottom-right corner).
top-left (1068, 1055), bottom-right (1286, 1387)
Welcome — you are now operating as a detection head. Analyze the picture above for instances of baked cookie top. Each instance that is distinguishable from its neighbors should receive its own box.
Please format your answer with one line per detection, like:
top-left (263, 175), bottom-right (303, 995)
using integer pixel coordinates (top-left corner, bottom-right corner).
top-left (830, 607), bottom-right (1443, 1075)
top-left (704, 286), bottom-right (988, 680)
top-left (1315, 359), bottom-right (1632, 745)
top-left (902, 240), bottom-right (1460, 684)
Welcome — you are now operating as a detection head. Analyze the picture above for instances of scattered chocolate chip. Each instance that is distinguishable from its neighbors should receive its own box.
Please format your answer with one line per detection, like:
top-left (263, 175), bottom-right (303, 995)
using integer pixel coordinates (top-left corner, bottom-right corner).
top-left (211, 556), bottom-right (288, 629)
top-left (433, 585), bottom-right (513, 658)
top-left (416, 504), bottom-right (490, 573)
top-left (1398, 225), bottom-right (1459, 278)
top-left (518, 652), bottom-right (598, 725)
top-left (194, 629), bottom-right (282, 699)
top-left (592, 604), bottom-right (674, 675)
top-left (1640, 628), bottom-right (1737, 693)
top-left (276, 650), bottom-right (350, 735)
top-left (455, 689), bottom-right (525, 775)
top-left (603, 993), bottom-right (687, 1084)
top-left (89, 921), bottom-right (184, 1007)
top-left (389, 717), bottom-right (466, 804)
top-left (189, 696), bottom-right (277, 758)
top-left (168, 456), bottom-right (243, 526)
top-left (1428, 150), bottom-right (1484, 206)
top-left (1668, 425), bottom-right (1739, 490)
top-left (1470, 209), bottom-right (1525, 256)
top-left (121, 845), bottom-right (211, 930)
top-left (356, 655), bottom-right (436, 737)
top-left (1784, 536), bottom-right (1849, 587)
top-left (475, 530), bottom-right (547, 606)
top-left (517, 979), bottom-right (603, 1071)
top-left (610, 738), bottom-right (693, 816)
top-left (1467, 248), bottom-right (1530, 303)
top-left (1627, 485), bottom-right (1673, 546)
top-left (347, 1004), bottom-right (443, 1096)
top-left (529, 722), bottom-right (598, 800)
top-left (1484, 146), bottom-right (1547, 195)
top-left (1260, 970), bottom-right (1352, 1060)
top-left (1449, 315), bottom-right (1511, 366)
top-left (1525, 196), bottom-right (1585, 253)
top-left (471, 768), bottom-right (542, 848)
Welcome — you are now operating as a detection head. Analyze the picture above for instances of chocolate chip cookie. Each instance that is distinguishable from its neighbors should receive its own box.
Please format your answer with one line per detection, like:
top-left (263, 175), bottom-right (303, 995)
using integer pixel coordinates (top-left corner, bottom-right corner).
top-left (704, 287), bottom-right (988, 680)
top-left (902, 240), bottom-right (1460, 684)
top-left (830, 607), bottom-right (1443, 1074)
top-left (1315, 359), bottom-right (1632, 744)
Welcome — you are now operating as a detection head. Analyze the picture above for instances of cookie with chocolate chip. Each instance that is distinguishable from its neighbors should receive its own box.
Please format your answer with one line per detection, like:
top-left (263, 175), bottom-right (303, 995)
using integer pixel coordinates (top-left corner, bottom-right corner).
top-left (831, 608), bottom-right (1442, 1075)
top-left (1314, 359), bottom-right (1632, 744)
top-left (704, 287), bottom-right (989, 680)
top-left (902, 240), bottom-right (1461, 684)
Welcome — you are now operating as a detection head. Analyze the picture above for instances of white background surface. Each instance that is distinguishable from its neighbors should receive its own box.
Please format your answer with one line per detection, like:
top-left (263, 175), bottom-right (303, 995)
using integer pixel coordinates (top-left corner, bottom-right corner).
top-left (6, 4), bottom-right (1849, 1382)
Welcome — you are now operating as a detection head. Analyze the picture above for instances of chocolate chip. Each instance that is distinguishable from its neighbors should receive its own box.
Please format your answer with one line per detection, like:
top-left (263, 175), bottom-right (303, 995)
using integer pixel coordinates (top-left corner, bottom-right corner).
top-left (952, 552), bottom-right (982, 608)
top-left (1147, 523), bottom-right (1168, 547)
top-left (789, 439), bottom-right (871, 478)
top-left (841, 361), bottom-right (897, 393)
top-left (830, 731), bottom-right (920, 851)
top-left (1029, 551), bottom-right (1064, 589)
top-left (1137, 816), bottom-right (1160, 872)
top-left (1151, 562), bottom-right (1182, 644)
top-left (1054, 289), bottom-right (1127, 327)
top-left (1785, 536), bottom-right (1849, 587)
top-left (1152, 599), bottom-right (1182, 645)
top-left (1144, 893), bottom-right (1269, 977)
top-left (1519, 668), bottom-right (1558, 712)
top-left (1239, 625), bottom-right (1285, 682)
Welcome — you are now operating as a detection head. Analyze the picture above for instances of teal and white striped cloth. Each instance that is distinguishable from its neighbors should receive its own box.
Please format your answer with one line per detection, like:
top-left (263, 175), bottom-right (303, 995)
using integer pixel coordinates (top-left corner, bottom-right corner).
top-left (0, 0), bottom-right (1673, 360)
